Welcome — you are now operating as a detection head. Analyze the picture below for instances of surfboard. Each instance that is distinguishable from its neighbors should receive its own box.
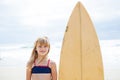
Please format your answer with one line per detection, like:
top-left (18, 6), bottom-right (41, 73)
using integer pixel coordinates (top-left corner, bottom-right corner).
top-left (59, 2), bottom-right (104, 80)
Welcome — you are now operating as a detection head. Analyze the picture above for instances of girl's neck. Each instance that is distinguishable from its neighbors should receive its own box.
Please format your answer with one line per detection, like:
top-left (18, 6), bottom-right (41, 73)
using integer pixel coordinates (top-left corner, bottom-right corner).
top-left (37, 56), bottom-right (48, 61)
top-left (37, 57), bottom-right (47, 60)
top-left (35, 56), bottom-right (48, 65)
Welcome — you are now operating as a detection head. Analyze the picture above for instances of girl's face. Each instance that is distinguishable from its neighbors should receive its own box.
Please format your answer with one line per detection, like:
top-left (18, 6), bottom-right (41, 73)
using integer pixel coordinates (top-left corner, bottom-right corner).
top-left (36, 44), bottom-right (49, 56)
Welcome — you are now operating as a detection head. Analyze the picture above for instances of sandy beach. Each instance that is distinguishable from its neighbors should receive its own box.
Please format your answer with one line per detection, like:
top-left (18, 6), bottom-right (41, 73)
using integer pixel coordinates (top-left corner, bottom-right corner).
top-left (104, 68), bottom-right (120, 80)
top-left (0, 65), bottom-right (120, 80)
top-left (0, 67), bottom-right (26, 80)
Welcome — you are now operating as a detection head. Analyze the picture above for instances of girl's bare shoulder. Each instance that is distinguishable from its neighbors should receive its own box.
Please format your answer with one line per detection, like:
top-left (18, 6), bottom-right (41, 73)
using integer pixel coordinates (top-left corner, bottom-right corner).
top-left (49, 60), bottom-right (56, 68)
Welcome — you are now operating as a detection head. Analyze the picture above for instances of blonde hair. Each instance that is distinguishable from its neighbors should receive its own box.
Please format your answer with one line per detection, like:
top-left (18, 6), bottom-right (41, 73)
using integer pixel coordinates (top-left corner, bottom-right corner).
top-left (26, 36), bottom-right (50, 70)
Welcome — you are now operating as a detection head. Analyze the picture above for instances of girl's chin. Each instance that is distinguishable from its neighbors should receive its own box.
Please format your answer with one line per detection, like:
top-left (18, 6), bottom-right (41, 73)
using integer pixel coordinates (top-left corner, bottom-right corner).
top-left (38, 53), bottom-right (47, 56)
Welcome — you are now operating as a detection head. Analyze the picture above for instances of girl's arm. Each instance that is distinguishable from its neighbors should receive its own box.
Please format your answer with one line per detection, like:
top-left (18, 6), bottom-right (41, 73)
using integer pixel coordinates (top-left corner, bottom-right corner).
top-left (26, 68), bottom-right (32, 80)
top-left (51, 61), bottom-right (57, 80)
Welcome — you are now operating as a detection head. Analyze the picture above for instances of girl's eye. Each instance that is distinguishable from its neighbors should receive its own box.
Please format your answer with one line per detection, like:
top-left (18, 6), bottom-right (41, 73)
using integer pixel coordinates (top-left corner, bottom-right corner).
top-left (38, 46), bottom-right (42, 48)
top-left (44, 46), bottom-right (47, 47)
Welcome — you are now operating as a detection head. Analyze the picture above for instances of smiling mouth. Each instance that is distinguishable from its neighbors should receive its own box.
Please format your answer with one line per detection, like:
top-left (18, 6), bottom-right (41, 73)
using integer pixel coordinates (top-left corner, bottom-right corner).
top-left (40, 51), bottom-right (46, 53)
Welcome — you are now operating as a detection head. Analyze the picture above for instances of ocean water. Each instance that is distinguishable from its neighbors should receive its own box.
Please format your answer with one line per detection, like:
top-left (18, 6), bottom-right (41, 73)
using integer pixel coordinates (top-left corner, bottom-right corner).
top-left (0, 40), bottom-right (120, 80)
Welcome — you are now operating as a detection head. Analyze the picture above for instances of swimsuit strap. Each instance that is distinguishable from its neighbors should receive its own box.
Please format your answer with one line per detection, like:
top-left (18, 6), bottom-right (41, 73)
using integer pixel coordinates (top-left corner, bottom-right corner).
top-left (47, 59), bottom-right (50, 66)
top-left (34, 60), bottom-right (36, 66)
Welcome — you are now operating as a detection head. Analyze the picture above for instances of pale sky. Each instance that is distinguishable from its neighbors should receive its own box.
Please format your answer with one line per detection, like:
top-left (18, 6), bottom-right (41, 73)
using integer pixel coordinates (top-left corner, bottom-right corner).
top-left (0, 0), bottom-right (120, 44)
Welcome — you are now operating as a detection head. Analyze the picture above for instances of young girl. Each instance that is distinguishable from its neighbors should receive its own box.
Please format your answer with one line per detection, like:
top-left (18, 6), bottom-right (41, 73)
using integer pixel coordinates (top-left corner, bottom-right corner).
top-left (26, 36), bottom-right (57, 80)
